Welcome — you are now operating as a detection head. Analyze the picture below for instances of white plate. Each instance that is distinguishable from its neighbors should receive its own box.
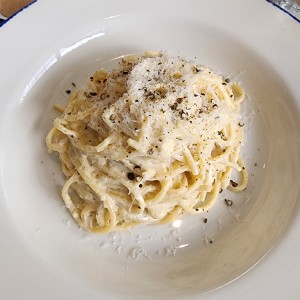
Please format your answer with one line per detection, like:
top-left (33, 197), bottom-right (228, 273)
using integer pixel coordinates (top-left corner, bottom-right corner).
top-left (0, 0), bottom-right (300, 299)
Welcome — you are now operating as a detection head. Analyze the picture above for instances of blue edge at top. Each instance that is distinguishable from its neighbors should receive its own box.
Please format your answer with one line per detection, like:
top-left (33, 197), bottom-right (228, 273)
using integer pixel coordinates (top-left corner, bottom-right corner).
top-left (0, 0), bottom-right (299, 27)
top-left (0, 0), bottom-right (37, 28)
top-left (266, 0), bottom-right (300, 23)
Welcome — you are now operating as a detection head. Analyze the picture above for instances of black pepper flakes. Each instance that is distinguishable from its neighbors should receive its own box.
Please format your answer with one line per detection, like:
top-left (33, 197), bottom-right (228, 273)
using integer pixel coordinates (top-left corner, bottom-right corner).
top-left (225, 199), bottom-right (233, 206)
top-left (84, 92), bottom-right (92, 98)
top-left (127, 172), bottom-right (135, 180)
top-left (145, 92), bottom-right (155, 101)
top-left (66, 89), bottom-right (71, 94)
top-left (230, 180), bottom-right (238, 187)
top-left (170, 103), bottom-right (178, 111)
top-left (203, 218), bottom-right (208, 223)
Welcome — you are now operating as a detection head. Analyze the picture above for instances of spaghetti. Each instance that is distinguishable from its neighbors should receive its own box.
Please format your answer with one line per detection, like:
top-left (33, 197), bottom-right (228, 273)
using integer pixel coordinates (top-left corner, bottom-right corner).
top-left (46, 51), bottom-right (248, 233)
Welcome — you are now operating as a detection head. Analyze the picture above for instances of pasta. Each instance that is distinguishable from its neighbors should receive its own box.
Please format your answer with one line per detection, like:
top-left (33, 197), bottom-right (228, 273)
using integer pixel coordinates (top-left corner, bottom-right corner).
top-left (46, 51), bottom-right (248, 233)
